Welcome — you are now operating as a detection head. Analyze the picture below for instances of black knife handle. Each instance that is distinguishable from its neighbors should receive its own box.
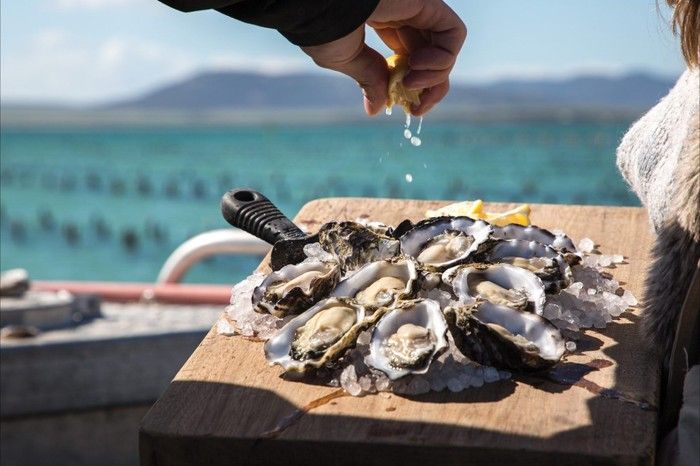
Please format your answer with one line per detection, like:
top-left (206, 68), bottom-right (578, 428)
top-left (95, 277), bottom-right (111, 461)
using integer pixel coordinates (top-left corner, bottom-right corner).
top-left (221, 188), bottom-right (306, 245)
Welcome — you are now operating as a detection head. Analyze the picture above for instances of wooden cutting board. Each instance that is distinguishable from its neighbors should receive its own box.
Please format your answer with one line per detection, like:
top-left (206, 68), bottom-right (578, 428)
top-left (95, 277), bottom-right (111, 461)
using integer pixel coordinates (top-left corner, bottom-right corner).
top-left (139, 198), bottom-right (659, 466)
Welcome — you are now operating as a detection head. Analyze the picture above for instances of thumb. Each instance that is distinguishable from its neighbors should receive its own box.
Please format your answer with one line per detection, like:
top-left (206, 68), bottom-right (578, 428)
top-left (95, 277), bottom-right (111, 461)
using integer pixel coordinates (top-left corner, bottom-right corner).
top-left (302, 28), bottom-right (388, 116)
top-left (336, 45), bottom-right (389, 116)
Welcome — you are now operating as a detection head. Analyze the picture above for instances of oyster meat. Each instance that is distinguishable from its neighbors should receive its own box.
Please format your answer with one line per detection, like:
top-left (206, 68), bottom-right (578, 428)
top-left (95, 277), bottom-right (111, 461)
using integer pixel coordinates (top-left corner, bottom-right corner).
top-left (479, 239), bottom-right (574, 293)
top-left (318, 221), bottom-right (400, 272)
top-left (368, 299), bottom-right (449, 379)
top-left (400, 216), bottom-right (493, 270)
top-left (447, 301), bottom-right (565, 371)
top-left (252, 259), bottom-right (340, 317)
top-left (444, 263), bottom-right (545, 314)
top-left (264, 298), bottom-right (366, 372)
top-left (331, 258), bottom-right (418, 308)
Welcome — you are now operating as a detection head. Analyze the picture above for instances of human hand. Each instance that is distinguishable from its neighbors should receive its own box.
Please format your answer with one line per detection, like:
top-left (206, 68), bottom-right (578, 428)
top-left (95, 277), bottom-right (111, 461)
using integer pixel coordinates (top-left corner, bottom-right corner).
top-left (301, 0), bottom-right (466, 116)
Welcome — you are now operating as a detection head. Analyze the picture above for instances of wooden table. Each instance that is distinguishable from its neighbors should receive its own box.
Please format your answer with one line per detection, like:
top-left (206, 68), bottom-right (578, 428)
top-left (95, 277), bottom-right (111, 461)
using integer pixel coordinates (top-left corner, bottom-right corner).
top-left (140, 199), bottom-right (659, 466)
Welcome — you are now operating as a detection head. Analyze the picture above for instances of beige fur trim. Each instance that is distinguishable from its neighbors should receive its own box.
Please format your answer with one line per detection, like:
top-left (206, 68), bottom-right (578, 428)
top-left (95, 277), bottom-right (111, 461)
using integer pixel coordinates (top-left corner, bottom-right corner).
top-left (641, 111), bottom-right (700, 360)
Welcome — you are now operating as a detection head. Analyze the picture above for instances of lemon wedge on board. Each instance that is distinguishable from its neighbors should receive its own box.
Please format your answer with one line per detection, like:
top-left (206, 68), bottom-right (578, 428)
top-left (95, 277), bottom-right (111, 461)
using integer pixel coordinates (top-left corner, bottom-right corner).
top-left (426, 200), bottom-right (531, 227)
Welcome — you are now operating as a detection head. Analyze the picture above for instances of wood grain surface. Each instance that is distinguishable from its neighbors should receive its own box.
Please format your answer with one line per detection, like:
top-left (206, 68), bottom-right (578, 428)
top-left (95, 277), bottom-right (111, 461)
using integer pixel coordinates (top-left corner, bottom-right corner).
top-left (140, 198), bottom-right (659, 466)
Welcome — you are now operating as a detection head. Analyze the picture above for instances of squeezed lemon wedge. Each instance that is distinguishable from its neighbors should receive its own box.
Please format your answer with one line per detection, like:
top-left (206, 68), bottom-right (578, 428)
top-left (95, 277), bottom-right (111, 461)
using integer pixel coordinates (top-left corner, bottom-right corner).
top-left (386, 54), bottom-right (422, 113)
top-left (426, 200), bottom-right (531, 227)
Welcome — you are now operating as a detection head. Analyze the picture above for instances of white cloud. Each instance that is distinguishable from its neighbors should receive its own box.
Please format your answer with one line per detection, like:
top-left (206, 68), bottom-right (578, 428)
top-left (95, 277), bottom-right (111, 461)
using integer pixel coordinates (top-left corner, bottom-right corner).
top-left (206, 54), bottom-right (309, 75)
top-left (0, 29), bottom-right (314, 103)
top-left (1, 30), bottom-right (196, 103)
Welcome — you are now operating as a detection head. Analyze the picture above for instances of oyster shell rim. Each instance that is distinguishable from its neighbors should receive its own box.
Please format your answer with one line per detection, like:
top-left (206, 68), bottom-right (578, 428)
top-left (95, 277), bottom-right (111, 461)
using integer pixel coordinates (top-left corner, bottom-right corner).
top-left (478, 238), bottom-right (574, 293)
top-left (264, 297), bottom-right (367, 373)
top-left (443, 262), bottom-right (546, 315)
top-left (252, 259), bottom-right (341, 318)
top-left (492, 223), bottom-right (576, 252)
top-left (447, 300), bottom-right (565, 372)
top-left (367, 298), bottom-right (449, 380)
top-left (330, 257), bottom-right (419, 309)
top-left (399, 216), bottom-right (494, 270)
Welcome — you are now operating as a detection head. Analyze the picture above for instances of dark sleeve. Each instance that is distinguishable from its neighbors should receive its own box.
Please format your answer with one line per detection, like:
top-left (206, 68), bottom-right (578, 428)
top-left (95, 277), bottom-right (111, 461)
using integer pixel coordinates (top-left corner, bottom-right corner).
top-left (158, 0), bottom-right (380, 47)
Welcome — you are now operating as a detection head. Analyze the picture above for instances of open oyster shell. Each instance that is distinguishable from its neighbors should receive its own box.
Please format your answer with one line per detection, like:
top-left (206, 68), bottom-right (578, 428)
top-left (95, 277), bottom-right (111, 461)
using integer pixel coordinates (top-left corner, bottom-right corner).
top-left (479, 239), bottom-right (574, 293)
top-left (367, 299), bottom-right (449, 380)
top-left (399, 216), bottom-right (494, 270)
top-left (264, 297), bottom-right (368, 373)
top-left (252, 259), bottom-right (341, 318)
top-left (330, 258), bottom-right (418, 309)
top-left (318, 221), bottom-right (400, 272)
top-left (446, 301), bottom-right (565, 372)
top-left (443, 263), bottom-right (546, 315)
top-left (492, 224), bottom-right (576, 252)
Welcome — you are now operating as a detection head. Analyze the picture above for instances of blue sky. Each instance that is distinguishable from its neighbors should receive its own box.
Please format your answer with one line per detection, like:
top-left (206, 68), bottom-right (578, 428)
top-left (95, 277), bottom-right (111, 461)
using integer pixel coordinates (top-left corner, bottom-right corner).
top-left (0, 0), bottom-right (686, 103)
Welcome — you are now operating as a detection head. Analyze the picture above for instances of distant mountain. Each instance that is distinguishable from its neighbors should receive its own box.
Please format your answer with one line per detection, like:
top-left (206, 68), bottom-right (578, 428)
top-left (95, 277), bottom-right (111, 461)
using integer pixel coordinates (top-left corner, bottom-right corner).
top-left (104, 72), bottom-right (361, 111)
top-left (104, 70), bottom-right (675, 112)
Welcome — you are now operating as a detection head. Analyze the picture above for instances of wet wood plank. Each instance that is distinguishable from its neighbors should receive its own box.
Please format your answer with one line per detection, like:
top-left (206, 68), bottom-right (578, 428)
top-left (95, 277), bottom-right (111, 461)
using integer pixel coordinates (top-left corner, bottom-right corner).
top-left (140, 198), bottom-right (658, 466)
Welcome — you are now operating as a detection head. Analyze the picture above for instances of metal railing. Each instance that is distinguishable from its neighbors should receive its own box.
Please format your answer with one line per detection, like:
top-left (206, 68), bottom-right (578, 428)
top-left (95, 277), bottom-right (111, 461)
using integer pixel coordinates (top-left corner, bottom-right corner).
top-left (156, 229), bottom-right (270, 284)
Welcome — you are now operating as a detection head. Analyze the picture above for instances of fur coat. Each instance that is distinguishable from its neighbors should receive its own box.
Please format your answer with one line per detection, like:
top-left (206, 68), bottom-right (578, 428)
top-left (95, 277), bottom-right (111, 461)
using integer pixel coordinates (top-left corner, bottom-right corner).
top-left (616, 68), bottom-right (700, 361)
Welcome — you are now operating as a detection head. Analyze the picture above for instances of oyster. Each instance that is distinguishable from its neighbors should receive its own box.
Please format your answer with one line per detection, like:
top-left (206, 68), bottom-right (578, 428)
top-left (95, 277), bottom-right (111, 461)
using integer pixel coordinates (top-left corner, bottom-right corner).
top-left (447, 301), bottom-right (565, 371)
top-left (252, 259), bottom-right (340, 317)
top-left (479, 239), bottom-right (574, 293)
top-left (367, 299), bottom-right (449, 380)
top-left (368, 299), bottom-right (449, 380)
top-left (400, 216), bottom-right (493, 270)
top-left (264, 298), bottom-right (366, 372)
top-left (492, 224), bottom-right (576, 252)
top-left (331, 258), bottom-right (418, 309)
top-left (444, 263), bottom-right (545, 314)
top-left (318, 221), bottom-right (400, 272)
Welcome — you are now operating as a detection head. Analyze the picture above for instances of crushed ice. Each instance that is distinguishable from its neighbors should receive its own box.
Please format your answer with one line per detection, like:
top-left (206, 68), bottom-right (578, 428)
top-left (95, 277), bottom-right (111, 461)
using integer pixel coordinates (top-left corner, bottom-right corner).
top-left (216, 235), bottom-right (637, 397)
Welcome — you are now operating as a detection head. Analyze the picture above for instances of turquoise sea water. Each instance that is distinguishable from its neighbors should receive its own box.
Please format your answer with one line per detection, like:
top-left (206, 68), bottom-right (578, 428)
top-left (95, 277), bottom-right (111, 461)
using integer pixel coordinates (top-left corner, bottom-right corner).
top-left (0, 120), bottom-right (638, 284)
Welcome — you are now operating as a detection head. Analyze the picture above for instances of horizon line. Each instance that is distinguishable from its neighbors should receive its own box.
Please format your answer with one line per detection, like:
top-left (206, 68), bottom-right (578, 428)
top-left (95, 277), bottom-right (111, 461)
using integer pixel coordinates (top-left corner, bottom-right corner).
top-left (0, 66), bottom-right (678, 108)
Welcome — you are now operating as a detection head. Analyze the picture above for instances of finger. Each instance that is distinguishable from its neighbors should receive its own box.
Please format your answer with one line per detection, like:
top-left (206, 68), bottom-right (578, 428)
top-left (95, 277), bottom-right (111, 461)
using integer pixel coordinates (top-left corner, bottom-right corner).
top-left (373, 27), bottom-right (408, 55)
top-left (303, 28), bottom-right (389, 116)
top-left (413, 80), bottom-right (449, 115)
top-left (403, 69), bottom-right (450, 90)
top-left (401, 2), bottom-right (467, 58)
top-left (394, 26), bottom-right (428, 53)
top-left (333, 44), bottom-right (389, 116)
top-left (408, 46), bottom-right (454, 71)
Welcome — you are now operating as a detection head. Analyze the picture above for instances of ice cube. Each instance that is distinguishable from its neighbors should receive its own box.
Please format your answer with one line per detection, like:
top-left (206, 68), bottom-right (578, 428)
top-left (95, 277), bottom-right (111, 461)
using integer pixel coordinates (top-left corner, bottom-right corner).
top-left (375, 374), bottom-right (391, 392)
top-left (430, 377), bottom-right (447, 392)
top-left (359, 375), bottom-right (372, 392)
top-left (340, 364), bottom-right (357, 385)
top-left (598, 255), bottom-right (613, 267)
top-left (345, 380), bottom-right (363, 397)
top-left (499, 370), bottom-right (512, 380)
top-left (408, 377), bottom-right (431, 395)
top-left (303, 242), bottom-right (335, 262)
top-left (470, 374), bottom-right (485, 387)
top-left (447, 377), bottom-right (465, 392)
top-left (356, 330), bottom-right (371, 346)
top-left (484, 367), bottom-right (500, 383)
top-left (216, 317), bottom-right (236, 336)
top-left (622, 289), bottom-right (638, 306)
top-left (578, 238), bottom-right (595, 253)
